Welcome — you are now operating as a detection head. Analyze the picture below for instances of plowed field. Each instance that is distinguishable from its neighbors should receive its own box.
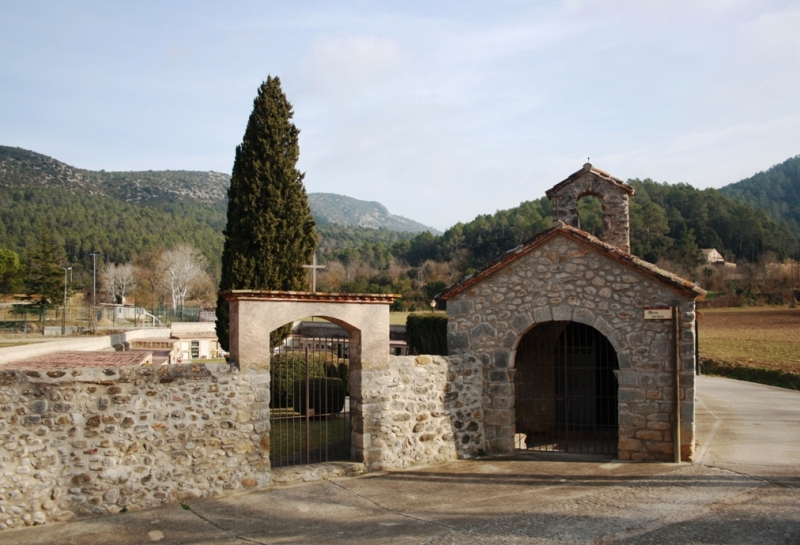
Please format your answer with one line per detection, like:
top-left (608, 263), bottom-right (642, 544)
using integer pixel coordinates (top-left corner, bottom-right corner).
top-left (699, 307), bottom-right (800, 374)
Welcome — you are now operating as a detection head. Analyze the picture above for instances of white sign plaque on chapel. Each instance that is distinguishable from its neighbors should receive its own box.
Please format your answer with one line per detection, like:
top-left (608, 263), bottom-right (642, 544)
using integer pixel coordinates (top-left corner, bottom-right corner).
top-left (644, 307), bottom-right (672, 320)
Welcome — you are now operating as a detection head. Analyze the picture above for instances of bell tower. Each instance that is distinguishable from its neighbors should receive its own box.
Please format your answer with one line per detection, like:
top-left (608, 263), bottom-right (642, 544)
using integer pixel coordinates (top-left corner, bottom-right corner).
top-left (545, 163), bottom-right (635, 253)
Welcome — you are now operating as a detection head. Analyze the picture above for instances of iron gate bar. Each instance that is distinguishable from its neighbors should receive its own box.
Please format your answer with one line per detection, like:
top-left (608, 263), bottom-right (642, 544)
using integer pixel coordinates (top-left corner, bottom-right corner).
top-left (514, 321), bottom-right (618, 456)
top-left (306, 346), bottom-right (310, 464)
top-left (269, 334), bottom-right (351, 467)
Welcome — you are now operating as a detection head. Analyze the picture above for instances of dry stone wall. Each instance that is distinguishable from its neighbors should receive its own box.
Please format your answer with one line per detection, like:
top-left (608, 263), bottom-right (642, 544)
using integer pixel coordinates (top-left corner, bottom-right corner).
top-left (360, 355), bottom-right (484, 471)
top-left (0, 364), bottom-right (270, 530)
top-left (446, 234), bottom-right (697, 462)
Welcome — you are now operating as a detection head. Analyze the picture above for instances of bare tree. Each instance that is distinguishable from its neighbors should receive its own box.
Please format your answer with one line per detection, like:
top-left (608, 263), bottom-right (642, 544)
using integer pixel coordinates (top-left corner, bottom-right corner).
top-left (159, 245), bottom-right (209, 311)
top-left (318, 261), bottom-right (347, 292)
top-left (133, 247), bottom-right (169, 309)
top-left (101, 263), bottom-right (136, 303)
top-left (385, 258), bottom-right (409, 283)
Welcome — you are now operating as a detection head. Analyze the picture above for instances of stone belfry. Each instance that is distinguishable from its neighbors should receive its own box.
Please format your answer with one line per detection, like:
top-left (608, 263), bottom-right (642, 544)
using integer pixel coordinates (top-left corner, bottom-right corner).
top-left (545, 163), bottom-right (635, 253)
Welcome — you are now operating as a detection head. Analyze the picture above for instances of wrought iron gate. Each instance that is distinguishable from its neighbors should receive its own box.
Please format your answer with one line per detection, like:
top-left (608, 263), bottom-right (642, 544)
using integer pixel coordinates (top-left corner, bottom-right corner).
top-left (514, 321), bottom-right (618, 455)
top-left (269, 336), bottom-right (351, 467)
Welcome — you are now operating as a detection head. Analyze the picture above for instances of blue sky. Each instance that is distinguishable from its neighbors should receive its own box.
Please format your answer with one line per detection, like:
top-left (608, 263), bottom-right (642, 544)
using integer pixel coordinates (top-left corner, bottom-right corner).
top-left (2, 1), bottom-right (798, 231)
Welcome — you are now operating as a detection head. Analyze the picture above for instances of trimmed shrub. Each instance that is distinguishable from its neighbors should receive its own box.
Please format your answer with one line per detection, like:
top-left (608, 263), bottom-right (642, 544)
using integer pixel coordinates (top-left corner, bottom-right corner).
top-left (406, 312), bottom-right (448, 355)
top-left (292, 378), bottom-right (346, 416)
top-left (325, 361), bottom-right (350, 396)
top-left (270, 351), bottom-right (333, 409)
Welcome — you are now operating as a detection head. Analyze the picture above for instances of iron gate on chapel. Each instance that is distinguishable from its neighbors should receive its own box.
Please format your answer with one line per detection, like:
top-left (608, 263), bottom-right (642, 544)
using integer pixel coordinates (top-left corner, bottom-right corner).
top-left (514, 321), bottom-right (619, 455)
top-left (269, 336), bottom-right (351, 467)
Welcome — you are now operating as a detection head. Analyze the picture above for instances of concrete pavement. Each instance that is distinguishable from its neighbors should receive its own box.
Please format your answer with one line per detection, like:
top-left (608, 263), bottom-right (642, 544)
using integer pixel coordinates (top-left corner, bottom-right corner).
top-left (2, 375), bottom-right (798, 544)
top-left (695, 375), bottom-right (800, 488)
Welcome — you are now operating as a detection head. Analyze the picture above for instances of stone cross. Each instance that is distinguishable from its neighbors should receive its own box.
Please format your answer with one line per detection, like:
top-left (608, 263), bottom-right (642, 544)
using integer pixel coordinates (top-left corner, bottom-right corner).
top-left (302, 253), bottom-right (326, 292)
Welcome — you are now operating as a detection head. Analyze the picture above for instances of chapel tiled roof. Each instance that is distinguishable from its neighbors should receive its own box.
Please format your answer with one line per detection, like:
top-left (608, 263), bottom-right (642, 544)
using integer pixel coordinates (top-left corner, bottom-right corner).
top-left (436, 222), bottom-right (706, 301)
top-left (545, 163), bottom-right (635, 198)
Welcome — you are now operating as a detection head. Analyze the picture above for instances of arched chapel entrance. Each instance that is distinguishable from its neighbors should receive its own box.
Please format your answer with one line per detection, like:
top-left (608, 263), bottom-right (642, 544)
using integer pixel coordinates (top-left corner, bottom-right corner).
top-left (514, 321), bottom-right (619, 455)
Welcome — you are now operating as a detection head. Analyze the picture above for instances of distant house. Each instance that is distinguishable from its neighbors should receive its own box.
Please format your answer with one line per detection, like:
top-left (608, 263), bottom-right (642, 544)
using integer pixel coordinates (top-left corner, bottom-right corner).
top-left (702, 248), bottom-right (725, 264)
top-left (702, 248), bottom-right (737, 269)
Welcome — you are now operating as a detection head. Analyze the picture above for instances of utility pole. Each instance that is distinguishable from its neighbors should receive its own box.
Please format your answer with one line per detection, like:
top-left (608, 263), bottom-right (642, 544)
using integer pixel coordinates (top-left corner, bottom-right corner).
top-left (90, 252), bottom-right (100, 333)
top-left (62, 266), bottom-right (72, 335)
top-left (791, 259), bottom-right (797, 309)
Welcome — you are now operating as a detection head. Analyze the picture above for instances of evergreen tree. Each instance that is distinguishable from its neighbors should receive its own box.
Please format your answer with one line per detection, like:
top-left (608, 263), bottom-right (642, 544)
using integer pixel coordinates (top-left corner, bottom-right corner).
top-left (216, 76), bottom-right (317, 350)
top-left (0, 248), bottom-right (25, 294)
top-left (26, 223), bottom-right (69, 304)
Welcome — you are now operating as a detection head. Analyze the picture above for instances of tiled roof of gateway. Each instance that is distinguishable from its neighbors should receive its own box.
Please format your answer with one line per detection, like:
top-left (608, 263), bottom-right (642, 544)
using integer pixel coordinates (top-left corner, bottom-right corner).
top-left (436, 222), bottom-right (706, 301)
top-left (221, 290), bottom-right (399, 304)
top-left (545, 163), bottom-right (634, 198)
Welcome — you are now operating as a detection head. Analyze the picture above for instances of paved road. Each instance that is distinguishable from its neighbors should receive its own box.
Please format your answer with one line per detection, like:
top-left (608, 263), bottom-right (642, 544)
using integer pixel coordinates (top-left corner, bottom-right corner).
top-left (695, 375), bottom-right (800, 488)
top-left (2, 376), bottom-right (799, 545)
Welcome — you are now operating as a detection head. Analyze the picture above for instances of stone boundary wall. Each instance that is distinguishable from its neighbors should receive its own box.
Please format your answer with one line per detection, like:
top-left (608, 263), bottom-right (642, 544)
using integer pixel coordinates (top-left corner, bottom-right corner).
top-left (361, 354), bottom-right (484, 471)
top-left (0, 329), bottom-right (172, 366)
top-left (1, 352), bottom-right (487, 530)
top-left (0, 364), bottom-right (270, 530)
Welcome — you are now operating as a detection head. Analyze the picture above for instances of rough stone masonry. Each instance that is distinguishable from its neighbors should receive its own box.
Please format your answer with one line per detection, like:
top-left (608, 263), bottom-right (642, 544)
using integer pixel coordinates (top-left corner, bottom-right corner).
top-left (361, 354), bottom-right (484, 471)
top-left (0, 364), bottom-right (270, 530)
top-left (439, 164), bottom-right (705, 462)
top-left (0, 351), bottom-right (487, 530)
top-left (443, 232), bottom-right (700, 461)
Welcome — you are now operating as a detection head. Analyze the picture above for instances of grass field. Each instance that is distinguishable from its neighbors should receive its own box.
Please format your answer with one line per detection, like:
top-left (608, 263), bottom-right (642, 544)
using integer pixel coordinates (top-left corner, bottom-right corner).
top-left (269, 411), bottom-right (350, 464)
top-left (699, 306), bottom-right (800, 375)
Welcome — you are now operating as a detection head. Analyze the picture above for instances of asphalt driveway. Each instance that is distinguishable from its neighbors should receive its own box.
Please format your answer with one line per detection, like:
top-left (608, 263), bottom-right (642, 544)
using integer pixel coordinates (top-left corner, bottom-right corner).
top-left (2, 375), bottom-right (798, 545)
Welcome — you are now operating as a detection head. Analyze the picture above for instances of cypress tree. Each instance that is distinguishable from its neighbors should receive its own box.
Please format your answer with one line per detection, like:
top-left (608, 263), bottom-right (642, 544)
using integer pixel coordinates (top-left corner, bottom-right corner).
top-left (216, 76), bottom-right (317, 350)
top-left (26, 222), bottom-right (69, 304)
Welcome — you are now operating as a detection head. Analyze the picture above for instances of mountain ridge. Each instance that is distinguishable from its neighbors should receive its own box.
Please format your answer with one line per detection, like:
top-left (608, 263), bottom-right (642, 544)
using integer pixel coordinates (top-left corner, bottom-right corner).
top-left (308, 192), bottom-right (438, 234)
top-left (0, 146), bottom-right (438, 234)
top-left (719, 155), bottom-right (800, 238)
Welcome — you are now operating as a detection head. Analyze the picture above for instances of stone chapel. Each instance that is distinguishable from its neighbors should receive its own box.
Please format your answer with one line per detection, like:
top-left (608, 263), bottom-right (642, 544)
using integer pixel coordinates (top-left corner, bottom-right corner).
top-left (438, 163), bottom-right (706, 462)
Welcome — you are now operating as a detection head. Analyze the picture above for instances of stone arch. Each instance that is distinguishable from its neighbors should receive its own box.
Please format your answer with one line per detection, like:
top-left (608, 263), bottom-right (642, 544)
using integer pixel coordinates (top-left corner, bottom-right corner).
top-left (271, 314), bottom-right (363, 370)
top-left (221, 291), bottom-right (397, 464)
top-left (512, 318), bottom-right (620, 455)
top-left (508, 305), bottom-right (630, 373)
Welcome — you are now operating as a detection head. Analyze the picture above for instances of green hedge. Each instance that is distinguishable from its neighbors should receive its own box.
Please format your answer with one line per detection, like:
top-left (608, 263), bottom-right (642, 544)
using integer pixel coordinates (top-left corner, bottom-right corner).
top-left (270, 351), bottom-right (350, 409)
top-left (701, 358), bottom-right (800, 390)
top-left (406, 312), bottom-right (448, 355)
top-left (292, 378), bottom-right (346, 416)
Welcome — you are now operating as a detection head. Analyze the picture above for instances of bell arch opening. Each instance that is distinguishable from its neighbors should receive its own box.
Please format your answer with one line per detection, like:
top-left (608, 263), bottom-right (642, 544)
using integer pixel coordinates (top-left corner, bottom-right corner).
top-left (576, 193), bottom-right (605, 240)
top-left (513, 321), bottom-right (619, 455)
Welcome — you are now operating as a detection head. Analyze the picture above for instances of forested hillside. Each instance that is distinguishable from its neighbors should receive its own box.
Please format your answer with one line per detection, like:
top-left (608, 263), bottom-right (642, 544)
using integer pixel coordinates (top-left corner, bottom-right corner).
top-left (720, 155), bottom-right (800, 238)
top-left (368, 179), bottom-right (798, 271)
top-left (0, 146), bottom-right (425, 269)
top-left (1, 145), bottom-right (798, 310)
top-left (0, 146), bottom-right (229, 284)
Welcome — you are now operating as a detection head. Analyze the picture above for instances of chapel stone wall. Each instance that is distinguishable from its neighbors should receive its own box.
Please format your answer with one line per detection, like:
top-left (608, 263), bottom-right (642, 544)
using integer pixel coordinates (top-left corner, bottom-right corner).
top-left (446, 235), bottom-right (697, 462)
